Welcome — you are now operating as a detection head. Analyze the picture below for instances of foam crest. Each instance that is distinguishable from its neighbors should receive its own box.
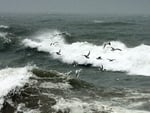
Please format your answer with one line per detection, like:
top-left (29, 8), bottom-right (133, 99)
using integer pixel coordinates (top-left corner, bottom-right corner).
top-left (0, 25), bottom-right (9, 29)
top-left (0, 32), bottom-right (12, 43)
top-left (22, 30), bottom-right (150, 76)
top-left (0, 66), bottom-right (33, 109)
top-left (0, 32), bottom-right (8, 37)
top-left (93, 20), bottom-right (104, 23)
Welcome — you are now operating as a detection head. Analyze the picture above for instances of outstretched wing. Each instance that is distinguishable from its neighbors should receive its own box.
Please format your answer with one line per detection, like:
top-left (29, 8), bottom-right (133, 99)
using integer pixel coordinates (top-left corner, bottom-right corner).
top-left (87, 51), bottom-right (90, 56)
top-left (59, 49), bottom-right (61, 53)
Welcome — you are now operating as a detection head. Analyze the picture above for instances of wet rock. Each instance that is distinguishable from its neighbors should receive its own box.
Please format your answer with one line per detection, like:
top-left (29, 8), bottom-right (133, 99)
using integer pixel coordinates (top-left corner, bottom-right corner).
top-left (40, 95), bottom-right (56, 106)
top-left (68, 79), bottom-right (93, 89)
top-left (23, 87), bottom-right (39, 95)
top-left (39, 96), bottom-right (56, 113)
top-left (1, 101), bottom-right (15, 113)
top-left (24, 96), bottom-right (39, 109)
top-left (32, 68), bottom-right (60, 78)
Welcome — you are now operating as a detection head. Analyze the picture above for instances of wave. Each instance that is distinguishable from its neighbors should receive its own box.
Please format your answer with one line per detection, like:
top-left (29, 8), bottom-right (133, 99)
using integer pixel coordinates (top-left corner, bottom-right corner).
top-left (22, 30), bottom-right (150, 76)
top-left (1, 67), bottom-right (149, 113)
top-left (0, 32), bottom-right (16, 50)
top-left (0, 32), bottom-right (12, 43)
top-left (93, 21), bottom-right (134, 25)
top-left (93, 20), bottom-right (104, 23)
top-left (0, 66), bottom-right (33, 110)
top-left (0, 25), bottom-right (9, 29)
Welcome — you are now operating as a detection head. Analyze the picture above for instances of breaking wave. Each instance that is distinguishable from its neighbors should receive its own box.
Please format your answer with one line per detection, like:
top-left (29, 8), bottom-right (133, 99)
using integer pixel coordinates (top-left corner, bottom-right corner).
top-left (0, 67), bottom-right (149, 113)
top-left (92, 20), bottom-right (134, 25)
top-left (0, 32), bottom-right (15, 50)
top-left (22, 30), bottom-right (150, 76)
top-left (0, 25), bottom-right (9, 29)
top-left (0, 32), bottom-right (12, 43)
top-left (0, 66), bottom-right (33, 110)
top-left (93, 20), bottom-right (104, 23)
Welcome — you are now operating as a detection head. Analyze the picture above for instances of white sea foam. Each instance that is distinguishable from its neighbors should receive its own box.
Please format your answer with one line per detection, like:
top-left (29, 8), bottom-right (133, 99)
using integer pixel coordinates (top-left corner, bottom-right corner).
top-left (52, 98), bottom-right (105, 113)
top-left (15, 103), bottom-right (41, 113)
top-left (0, 25), bottom-right (9, 29)
top-left (52, 97), bottom-right (149, 113)
top-left (93, 20), bottom-right (104, 23)
top-left (0, 32), bottom-right (8, 37)
top-left (22, 30), bottom-right (150, 76)
top-left (39, 82), bottom-right (72, 90)
top-left (0, 66), bottom-right (33, 109)
top-left (0, 32), bottom-right (11, 43)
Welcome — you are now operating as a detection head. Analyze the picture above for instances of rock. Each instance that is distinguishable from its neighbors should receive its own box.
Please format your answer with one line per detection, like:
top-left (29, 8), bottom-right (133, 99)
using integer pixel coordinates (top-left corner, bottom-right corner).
top-left (32, 68), bottom-right (60, 78)
top-left (1, 101), bottom-right (15, 113)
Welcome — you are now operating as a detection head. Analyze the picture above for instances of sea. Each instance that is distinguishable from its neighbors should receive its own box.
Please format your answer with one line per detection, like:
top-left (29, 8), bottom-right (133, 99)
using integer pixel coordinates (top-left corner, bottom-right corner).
top-left (0, 13), bottom-right (150, 113)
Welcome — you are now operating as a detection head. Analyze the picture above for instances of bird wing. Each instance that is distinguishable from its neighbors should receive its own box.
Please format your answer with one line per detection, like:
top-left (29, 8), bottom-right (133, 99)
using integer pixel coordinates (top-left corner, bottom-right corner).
top-left (87, 51), bottom-right (90, 56)
top-left (59, 49), bottom-right (61, 53)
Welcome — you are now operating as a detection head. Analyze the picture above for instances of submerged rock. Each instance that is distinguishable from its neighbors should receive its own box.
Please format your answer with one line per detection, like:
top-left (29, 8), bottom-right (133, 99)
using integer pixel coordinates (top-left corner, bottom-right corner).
top-left (32, 68), bottom-right (61, 78)
top-left (68, 79), bottom-right (93, 89)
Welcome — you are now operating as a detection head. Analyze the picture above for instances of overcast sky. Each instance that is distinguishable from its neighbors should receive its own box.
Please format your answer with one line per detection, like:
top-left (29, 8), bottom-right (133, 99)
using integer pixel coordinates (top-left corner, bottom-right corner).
top-left (0, 0), bottom-right (150, 14)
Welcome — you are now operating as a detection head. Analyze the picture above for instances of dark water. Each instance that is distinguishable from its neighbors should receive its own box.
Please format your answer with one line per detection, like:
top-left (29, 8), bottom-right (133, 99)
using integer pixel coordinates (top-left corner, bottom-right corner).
top-left (1, 13), bottom-right (150, 113)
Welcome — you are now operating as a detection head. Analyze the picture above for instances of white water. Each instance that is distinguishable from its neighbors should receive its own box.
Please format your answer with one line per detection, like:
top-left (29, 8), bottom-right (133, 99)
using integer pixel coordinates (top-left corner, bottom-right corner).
top-left (0, 66), bottom-right (33, 109)
top-left (39, 82), bottom-right (72, 90)
top-left (52, 97), bottom-right (149, 113)
top-left (0, 32), bottom-right (12, 43)
top-left (93, 20), bottom-right (104, 23)
top-left (0, 25), bottom-right (9, 29)
top-left (22, 30), bottom-right (150, 76)
top-left (0, 32), bottom-right (8, 38)
top-left (15, 103), bottom-right (41, 113)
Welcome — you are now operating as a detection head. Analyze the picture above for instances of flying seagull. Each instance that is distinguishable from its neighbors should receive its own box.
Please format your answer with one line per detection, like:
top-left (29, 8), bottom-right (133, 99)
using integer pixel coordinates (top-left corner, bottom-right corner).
top-left (107, 59), bottom-right (116, 62)
top-left (83, 51), bottom-right (90, 59)
top-left (111, 47), bottom-right (122, 51)
top-left (56, 49), bottom-right (61, 55)
top-left (96, 56), bottom-right (102, 60)
top-left (103, 42), bottom-right (111, 49)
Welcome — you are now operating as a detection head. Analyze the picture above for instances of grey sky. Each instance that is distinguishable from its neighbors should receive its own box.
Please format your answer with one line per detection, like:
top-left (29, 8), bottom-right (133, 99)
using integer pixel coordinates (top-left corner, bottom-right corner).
top-left (0, 0), bottom-right (150, 14)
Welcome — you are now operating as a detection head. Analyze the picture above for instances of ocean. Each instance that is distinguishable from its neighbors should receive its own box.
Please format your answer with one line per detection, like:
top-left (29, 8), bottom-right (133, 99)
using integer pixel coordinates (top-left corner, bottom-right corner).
top-left (0, 13), bottom-right (150, 113)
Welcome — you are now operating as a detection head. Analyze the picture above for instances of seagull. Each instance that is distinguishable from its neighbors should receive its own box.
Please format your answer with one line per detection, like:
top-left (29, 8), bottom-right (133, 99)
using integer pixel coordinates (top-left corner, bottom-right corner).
top-left (50, 42), bottom-right (58, 46)
top-left (72, 61), bottom-right (78, 67)
top-left (53, 32), bottom-right (70, 36)
top-left (53, 42), bottom-right (58, 45)
top-left (99, 65), bottom-right (104, 71)
top-left (107, 59), bottom-right (116, 62)
top-left (65, 71), bottom-right (73, 76)
top-left (56, 49), bottom-right (61, 55)
top-left (96, 56), bottom-right (102, 60)
top-left (83, 51), bottom-right (90, 59)
top-left (99, 65), bottom-right (106, 72)
top-left (75, 69), bottom-right (82, 78)
top-left (111, 47), bottom-right (122, 51)
top-left (103, 42), bottom-right (111, 49)
top-left (50, 43), bottom-right (53, 46)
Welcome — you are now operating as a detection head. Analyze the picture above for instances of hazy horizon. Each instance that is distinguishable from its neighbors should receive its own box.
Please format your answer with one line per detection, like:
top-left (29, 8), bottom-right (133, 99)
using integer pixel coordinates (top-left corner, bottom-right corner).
top-left (0, 0), bottom-right (150, 15)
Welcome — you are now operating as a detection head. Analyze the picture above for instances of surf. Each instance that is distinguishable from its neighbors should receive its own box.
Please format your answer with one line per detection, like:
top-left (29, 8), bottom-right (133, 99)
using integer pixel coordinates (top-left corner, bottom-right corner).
top-left (0, 66), bottom-right (33, 109)
top-left (22, 30), bottom-right (150, 76)
top-left (0, 25), bottom-right (9, 29)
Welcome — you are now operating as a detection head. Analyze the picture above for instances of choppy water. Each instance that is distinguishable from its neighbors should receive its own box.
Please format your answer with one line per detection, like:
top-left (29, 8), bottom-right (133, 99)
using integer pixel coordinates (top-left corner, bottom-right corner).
top-left (0, 13), bottom-right (150, 113)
